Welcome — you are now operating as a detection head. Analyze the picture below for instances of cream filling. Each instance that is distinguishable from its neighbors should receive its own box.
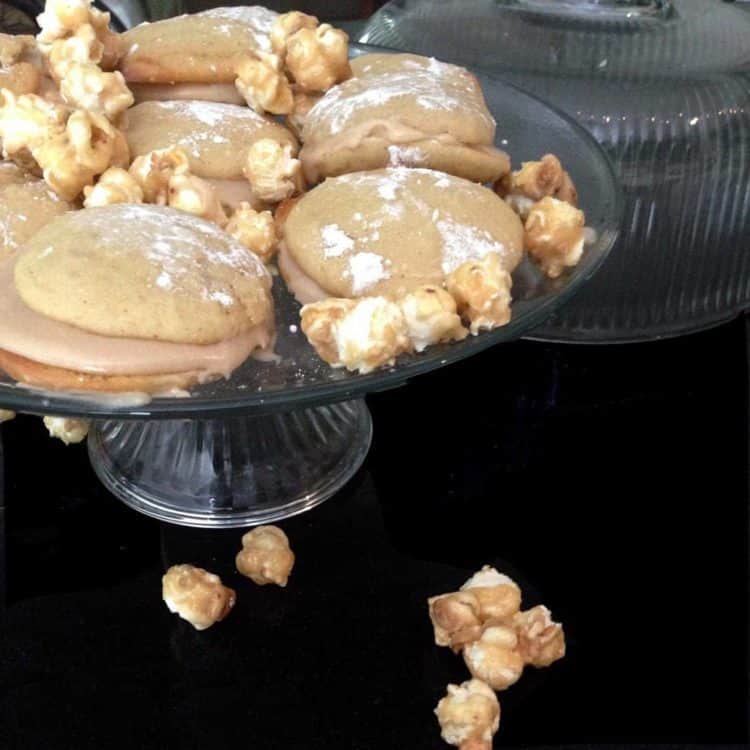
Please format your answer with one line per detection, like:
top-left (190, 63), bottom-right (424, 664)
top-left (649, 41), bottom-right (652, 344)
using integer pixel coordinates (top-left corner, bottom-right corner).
top-left (205, 178), bottom-right (263, 211)
top-left (277, 241), bottom-right (330, 305)
top-left (0, 261), bottom-right (272, 378)
top-left (130, 82), bottom-right (245, 106)
top-left (300, 119), bottom-right (487, 182)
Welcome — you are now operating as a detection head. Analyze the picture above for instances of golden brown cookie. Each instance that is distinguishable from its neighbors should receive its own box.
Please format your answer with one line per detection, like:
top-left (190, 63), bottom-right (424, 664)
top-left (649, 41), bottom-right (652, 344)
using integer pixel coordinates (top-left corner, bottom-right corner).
top-left (16, 204), bottom-right (271, 343)
top-left (0, 204), bottom-right (274, 393)
top-left (0, 173), bottom-right (74, 262)
top-left (279, 168), bottom-right (523, 303)
top-left (299, 53), bottom-right (510, 185)
top-left (124, 100), bottom-right (298, 208)
top-left (119, 6), bottom-right (278, 104)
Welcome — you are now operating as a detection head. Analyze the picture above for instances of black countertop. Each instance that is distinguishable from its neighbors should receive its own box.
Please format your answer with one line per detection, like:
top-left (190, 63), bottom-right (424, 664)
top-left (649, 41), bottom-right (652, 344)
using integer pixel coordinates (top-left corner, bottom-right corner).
top-left (1, 319), bottom-right (748, 748)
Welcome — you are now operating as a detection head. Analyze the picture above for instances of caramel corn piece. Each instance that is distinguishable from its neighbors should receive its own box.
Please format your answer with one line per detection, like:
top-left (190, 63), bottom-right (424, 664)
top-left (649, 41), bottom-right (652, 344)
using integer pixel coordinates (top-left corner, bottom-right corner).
top-left (460, 565), bottom-right (522, 621)
top-left (83, 166), bottom-right (143, 206)
top-left (162, 564), bottom-right (236, 630)
top-left (234, 52), bottom-right (293, 115)
top-left (270, 11), bottom-right (318, 56)
top-left (428, 590), bottom-right (482, 650)
top-left (399, 285), bottom-right (468, 352)
top-left (463, 622), bottom-right (525, 691)
top-left (435, 679), bottom-right (500, 750)
top-left (168, 173), bottom-right (228, 227)
top-left (524, 196), bottom-right (585, 279)
top-left (43, 416), bottom-right (89, 444)
top-left (285, 24), bottom-right (351, 94)
top-left (243, 138), bottom-right (302, 203)
top-left (513, 605), bottom-right (566, 668)
top-left (236, 525), bottom-right (295, 587)
top-left (128, 146), bottom-right (190, 204)
top-left (225, 203), bottom-right (278, 263)
top-left (445, 253), bottom-right (512, 335)
top-left (301, 296), bottom-right (412, 374)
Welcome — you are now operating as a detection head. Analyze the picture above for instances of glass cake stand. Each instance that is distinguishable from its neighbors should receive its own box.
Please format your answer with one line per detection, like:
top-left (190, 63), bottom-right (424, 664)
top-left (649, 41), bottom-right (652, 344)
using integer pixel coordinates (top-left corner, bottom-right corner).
top-left (0, 61), bottom-right (622, 528)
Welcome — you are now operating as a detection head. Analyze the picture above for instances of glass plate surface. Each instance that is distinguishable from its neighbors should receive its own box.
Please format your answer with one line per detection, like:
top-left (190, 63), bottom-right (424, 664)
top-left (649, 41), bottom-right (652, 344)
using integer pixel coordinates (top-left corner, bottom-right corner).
top-left (359, 0), bottom-right (750, 342)
top-left (0, 51), bottom-right (622, 419)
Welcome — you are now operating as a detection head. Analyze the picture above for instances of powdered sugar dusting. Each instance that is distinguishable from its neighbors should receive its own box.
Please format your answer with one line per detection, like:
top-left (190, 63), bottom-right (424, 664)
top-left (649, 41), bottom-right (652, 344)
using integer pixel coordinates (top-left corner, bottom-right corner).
top-left (334, 167), bottom-right (441, 211)
top-left (139, 101), bottom-right (265, 159)
top-left (317, 220), bottom-right (390, 292)
top-left (306, 56), bottom-right (493, 137)
top-left (383, 202), bottom-right (404, 219)
top-left (378, 180), bottom-right (398, 201)
top-left (332, 168), bottom-right (450, 219)
top-left (197, 5), bottom-right (277, 49)
top-left (154, 100), bottom-right (266, 129)
top-left (387, 144), bottom-right (426, 166)
top-left (155, 271), bottom-right (172, 289)
top-left (335, 166), bottom-right (443, 185)
top-left (64, 205), bottom-right (268, 308)
top-left (205, 289), bottom-right (234, 307)
top-left (320, 224), bottom-right (355, 257)
top-left (346, 252), bottom-right (390, 294)
top-left (437, 218), bottom-right (506, 274)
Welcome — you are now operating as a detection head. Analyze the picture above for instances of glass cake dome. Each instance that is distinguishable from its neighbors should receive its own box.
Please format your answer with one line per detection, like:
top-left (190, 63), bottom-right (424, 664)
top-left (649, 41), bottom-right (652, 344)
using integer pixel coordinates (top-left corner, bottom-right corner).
top-left (360, 0), bottom-right (750, 341)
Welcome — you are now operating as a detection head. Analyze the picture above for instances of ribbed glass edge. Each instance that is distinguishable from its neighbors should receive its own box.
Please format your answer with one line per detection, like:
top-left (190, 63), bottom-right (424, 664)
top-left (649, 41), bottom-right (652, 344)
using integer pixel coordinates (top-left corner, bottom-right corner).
top-left (496, 0), bottom-right (674, 20)
top-left (87, 402), bottom-right (373, 528)
top-left (527, 308), bottom-right (747, 345)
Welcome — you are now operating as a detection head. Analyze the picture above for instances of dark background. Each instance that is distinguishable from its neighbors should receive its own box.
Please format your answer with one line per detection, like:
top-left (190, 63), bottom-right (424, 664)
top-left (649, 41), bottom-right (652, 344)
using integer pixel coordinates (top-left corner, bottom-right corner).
top-left (0, 318), bottom-right (748, 749)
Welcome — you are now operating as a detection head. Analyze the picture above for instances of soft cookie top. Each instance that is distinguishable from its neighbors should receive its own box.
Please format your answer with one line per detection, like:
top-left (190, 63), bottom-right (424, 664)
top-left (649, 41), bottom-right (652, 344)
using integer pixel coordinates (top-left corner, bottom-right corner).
top-left (299, 53), bottom-right (510, 184)
top-left (124, 100), bottom-right (298, 182)
top-left (119, 6), bottom-right (278, 85)
top-left (304, 54), bottom-right (496, 147)
top-left (0, 169), bottom-right (74, 263)
top-left (14, 204), bottom-right (273, 345)
top-left (281, 168), bottom-right (524, 300)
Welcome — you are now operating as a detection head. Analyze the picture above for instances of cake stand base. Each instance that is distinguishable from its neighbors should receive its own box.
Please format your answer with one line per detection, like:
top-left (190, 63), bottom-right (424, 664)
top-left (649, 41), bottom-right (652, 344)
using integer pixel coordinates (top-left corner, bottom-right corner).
top-left (88, 400), bottom-right (372, 528)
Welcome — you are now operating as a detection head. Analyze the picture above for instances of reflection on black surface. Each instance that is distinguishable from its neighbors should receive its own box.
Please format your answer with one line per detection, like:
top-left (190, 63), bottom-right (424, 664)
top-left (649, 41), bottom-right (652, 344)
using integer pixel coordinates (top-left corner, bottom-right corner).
top-left (0, 321), bottom-right (747, 747)
top-left (1, 417), bottom-right (159, 604)
top-left (370, 320), bottom-right (750, 745)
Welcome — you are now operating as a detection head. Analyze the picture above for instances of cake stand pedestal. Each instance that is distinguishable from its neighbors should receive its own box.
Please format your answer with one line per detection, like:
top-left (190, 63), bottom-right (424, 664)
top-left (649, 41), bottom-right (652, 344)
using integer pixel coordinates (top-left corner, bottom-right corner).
top-left (88, 400), bottom-right (372, 528)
